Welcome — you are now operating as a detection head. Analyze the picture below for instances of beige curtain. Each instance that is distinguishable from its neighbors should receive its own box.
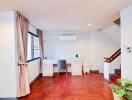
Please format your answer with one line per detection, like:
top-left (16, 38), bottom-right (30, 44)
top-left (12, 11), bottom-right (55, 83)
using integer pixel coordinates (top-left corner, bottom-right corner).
top-left (16, 11), bottom-right (30, 97)
top-left (37, 29), bottom-right (44, 60)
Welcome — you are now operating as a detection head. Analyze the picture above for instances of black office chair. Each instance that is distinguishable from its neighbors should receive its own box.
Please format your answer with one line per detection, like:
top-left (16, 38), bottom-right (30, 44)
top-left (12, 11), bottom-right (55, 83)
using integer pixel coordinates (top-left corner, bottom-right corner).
top-left (57, 60), bottom-right (67, 77)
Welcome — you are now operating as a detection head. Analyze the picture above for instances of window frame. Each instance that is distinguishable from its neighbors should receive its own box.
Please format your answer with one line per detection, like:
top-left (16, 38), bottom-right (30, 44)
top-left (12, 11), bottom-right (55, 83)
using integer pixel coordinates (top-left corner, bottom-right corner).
top-left (27, 31), bottom-right (40, 62)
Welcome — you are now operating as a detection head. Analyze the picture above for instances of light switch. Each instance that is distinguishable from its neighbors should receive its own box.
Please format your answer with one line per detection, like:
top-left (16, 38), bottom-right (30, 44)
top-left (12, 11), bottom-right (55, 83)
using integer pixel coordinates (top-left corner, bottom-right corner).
top-left (127, 47), bottom-right (131, 53)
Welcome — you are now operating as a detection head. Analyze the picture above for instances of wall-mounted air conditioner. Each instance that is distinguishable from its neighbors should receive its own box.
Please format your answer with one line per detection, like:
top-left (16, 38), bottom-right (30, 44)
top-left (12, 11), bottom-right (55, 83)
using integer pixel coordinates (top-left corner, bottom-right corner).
top-left (59, 35), bottom-right (78, 41)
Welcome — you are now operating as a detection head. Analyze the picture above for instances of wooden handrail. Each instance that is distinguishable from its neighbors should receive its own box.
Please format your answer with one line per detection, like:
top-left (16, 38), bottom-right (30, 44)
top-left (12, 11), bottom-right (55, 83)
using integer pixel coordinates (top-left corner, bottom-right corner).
top-left (104, 48), bottom-right (121, 63)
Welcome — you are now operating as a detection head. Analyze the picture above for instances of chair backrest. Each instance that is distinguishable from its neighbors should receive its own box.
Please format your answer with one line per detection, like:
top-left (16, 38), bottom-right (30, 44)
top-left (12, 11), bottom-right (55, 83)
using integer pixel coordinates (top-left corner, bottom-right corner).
top-left (58, 60), bottom-right (66, 69)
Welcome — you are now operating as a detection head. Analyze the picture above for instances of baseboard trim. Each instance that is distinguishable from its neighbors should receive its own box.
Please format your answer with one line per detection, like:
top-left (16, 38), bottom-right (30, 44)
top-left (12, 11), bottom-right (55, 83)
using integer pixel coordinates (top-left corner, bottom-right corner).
top-left (0, 97), bottom-right (17, 100)
top-left (100, 73), bottom-right (104, 75)
top-left (90, 70), bottom-right (99, 73)
top-left (53, 72), bottom-right (71, 76)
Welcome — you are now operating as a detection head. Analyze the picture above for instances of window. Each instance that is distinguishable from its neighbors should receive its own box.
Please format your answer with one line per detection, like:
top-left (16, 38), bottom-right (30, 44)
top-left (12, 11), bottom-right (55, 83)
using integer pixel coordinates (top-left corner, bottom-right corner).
top-left (33, 36), bottom-right (40, 58)
top-left (27, 31), bottom-right (40, 61)
top-left (27, 33), bottom-right (32, 60)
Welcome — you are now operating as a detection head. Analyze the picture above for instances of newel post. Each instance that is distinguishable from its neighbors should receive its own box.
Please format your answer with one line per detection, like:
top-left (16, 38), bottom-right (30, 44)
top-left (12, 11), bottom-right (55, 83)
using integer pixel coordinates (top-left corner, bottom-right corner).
top-left (104, 62), bottom-right (110, 81)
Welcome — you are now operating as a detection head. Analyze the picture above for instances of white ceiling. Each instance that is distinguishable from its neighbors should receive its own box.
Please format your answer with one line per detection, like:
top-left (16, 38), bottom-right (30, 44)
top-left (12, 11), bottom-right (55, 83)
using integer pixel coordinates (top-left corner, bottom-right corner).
top-left (0, 0), bottom-right (132, 32)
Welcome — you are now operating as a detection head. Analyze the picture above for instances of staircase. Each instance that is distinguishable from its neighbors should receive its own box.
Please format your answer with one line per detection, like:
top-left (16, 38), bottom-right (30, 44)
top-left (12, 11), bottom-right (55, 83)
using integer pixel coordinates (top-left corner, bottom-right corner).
top-left (104, 19), bottom-right (121, 83)
top-left (110, 18), bottom-right (121, 83)
top-left (104, 48), bottom-right (121, 83)
top-left (110, 69), bottom-right (121, 84)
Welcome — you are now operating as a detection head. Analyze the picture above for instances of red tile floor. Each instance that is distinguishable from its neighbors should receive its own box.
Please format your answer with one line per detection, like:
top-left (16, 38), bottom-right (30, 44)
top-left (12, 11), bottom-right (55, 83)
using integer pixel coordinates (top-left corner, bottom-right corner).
top-left (19, 73), bottom-right (114, 100)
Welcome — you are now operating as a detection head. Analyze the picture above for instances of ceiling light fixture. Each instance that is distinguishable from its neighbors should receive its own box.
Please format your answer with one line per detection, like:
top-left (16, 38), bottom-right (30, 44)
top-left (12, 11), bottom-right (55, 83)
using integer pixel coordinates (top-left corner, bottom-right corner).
top-left (88, 24), bottom-right (92, 27)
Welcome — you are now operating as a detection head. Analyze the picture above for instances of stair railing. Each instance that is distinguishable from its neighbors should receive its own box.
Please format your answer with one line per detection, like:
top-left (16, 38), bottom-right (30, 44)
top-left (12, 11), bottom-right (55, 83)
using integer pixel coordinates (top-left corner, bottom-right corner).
top-left (104, 48), bottom-right (121, 63)
top-left (103, 48), bottom-right (121, 81)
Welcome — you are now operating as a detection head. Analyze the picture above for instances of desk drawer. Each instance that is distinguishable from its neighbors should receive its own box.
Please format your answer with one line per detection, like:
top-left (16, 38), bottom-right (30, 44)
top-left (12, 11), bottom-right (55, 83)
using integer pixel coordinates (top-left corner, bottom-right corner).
top-left (43, 64), bottom-right (53, 76)
top-left (71, 66), bottom-right (82, 75)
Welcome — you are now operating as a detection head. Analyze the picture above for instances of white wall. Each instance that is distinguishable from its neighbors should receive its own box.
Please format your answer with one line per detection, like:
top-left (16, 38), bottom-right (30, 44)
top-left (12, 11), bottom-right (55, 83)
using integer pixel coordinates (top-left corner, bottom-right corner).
top-left (28, 24), bottom-right (37, 35)
top-left (0, 11), bottom-right (41, 98)
top-left (121, 4), bottom-right (132, 81)
top-left (89, 30), bottom-right (120, 73)
top-left (102, 23), bottom-right (121, 45)
top-left (0, 11), bottom-right (18, 98)
top-left (44, 25), bottom-right (121, 73)
top-left (28, 24), bottom-right (41, 83)
top-left (28, 59), bottom-right (40, 83)
top-left (44, 32), bottom-right (91, 60)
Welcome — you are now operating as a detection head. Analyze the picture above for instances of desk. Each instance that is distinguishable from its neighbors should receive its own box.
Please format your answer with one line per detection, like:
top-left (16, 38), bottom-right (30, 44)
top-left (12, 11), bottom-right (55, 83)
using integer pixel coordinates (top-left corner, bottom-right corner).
top-left (42, 59), bottom-right (82, 76)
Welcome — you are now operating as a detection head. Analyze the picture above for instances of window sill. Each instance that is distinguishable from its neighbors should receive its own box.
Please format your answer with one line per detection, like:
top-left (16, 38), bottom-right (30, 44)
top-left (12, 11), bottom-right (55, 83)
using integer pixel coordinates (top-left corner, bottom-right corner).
top-left (27, 57), bottom-right (40, 63)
